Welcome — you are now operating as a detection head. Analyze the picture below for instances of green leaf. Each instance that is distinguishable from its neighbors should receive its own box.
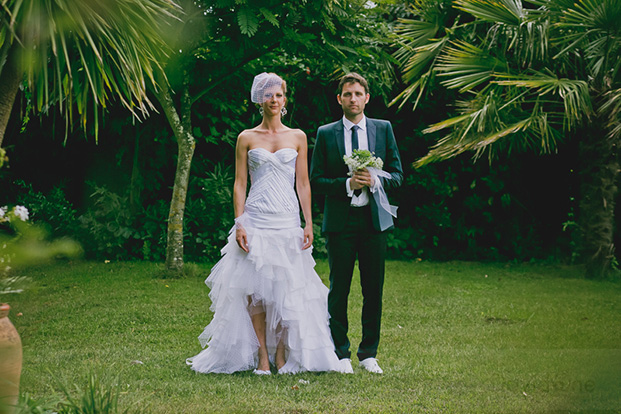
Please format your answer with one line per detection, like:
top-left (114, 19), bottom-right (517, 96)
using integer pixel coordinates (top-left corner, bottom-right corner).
top-left (209, 126), bottom-right (221, 137)
top-left (284, 10), bottom-right (301, 26)
top-left (260, 7), bottom-right (279, 27)
top-left (0, 26), bottom-right (6, 48)
top-left (237, 8), bottom-right (259, 37)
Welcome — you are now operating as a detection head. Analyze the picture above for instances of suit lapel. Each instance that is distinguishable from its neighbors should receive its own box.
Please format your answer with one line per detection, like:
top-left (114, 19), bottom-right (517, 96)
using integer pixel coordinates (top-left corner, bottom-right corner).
top-left (332, 118), bottom-right (376, 157)
top-left (367, 118), bottom-right (377, 153)
top-left (334, 121), bottom-right (345, 158)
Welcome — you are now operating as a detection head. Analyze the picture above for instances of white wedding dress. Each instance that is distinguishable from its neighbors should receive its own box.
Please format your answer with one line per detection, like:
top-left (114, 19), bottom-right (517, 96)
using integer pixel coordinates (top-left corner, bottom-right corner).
top-left (187, 147), bottom-right (343, 374)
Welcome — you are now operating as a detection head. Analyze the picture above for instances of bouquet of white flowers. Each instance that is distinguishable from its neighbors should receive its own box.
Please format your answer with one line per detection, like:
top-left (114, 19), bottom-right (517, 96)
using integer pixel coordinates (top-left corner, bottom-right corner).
top-left (343, 149), bottom-right (383, 175)
top-left (342, 149), bottom-right (398, 222)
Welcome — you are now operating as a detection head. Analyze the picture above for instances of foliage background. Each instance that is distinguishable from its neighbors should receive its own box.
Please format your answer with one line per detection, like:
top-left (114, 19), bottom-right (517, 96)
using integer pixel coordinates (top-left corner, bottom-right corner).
top-left (0, 1), bottom-right (606, 265)
top-left (0, 87), bottom-right (584, 264)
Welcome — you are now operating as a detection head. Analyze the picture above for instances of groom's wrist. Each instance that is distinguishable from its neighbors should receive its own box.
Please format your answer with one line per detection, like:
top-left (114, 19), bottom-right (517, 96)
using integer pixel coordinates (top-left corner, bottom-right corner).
top-left (346, 178), bottom-right (354, 197)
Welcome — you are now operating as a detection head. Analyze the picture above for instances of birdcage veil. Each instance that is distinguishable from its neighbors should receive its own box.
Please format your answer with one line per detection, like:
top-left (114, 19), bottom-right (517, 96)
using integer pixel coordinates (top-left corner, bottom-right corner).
top-left (250, 73), bottom-right (284, 104)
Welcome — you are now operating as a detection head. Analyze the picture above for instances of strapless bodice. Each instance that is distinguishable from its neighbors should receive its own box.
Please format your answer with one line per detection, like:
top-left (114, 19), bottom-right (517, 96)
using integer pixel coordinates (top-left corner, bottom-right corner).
top-left (244, 147), bottom-right (299, 216)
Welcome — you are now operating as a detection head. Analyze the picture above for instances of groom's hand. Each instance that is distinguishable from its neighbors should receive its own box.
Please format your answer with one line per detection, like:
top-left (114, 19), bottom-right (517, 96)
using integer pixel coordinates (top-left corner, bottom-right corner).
top-left (352, 168), bottom-right (375, 189)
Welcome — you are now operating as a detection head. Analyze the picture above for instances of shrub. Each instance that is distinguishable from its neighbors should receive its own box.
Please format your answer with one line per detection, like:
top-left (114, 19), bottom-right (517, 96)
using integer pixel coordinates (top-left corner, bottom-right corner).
top-left (14, 180), bottom-right (82, 239)
top-left (78, 183), bottom-right (167, 261)
top-left (184, 162), bottom-right (234, 262)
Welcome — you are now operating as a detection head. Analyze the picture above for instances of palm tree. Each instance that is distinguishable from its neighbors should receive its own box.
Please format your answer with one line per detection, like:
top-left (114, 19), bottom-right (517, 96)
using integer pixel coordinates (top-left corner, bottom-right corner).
top-left (0, 0), bottom-right (181, 147)
top-left (392, 0), bottom-right (620, 278)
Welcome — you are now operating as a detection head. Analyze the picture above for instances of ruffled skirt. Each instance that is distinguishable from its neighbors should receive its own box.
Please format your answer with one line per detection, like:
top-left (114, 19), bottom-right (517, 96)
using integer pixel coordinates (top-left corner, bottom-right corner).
top-left (186, 217), bottom-right (343, 374)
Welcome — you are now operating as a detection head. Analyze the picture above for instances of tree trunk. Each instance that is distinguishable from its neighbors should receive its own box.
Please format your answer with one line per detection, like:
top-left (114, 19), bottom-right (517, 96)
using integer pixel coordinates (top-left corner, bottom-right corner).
top-left (0, 45), bottom-right (23, 148)
top-left (155, 71), bottom-right (196, 273)
top-left (578, 123), bottom-right (620, 279)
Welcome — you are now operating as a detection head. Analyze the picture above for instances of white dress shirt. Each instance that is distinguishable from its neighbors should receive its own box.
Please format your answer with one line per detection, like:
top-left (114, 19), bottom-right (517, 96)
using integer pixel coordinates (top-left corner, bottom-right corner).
top-left (342, 116), bottom-right (378, 206)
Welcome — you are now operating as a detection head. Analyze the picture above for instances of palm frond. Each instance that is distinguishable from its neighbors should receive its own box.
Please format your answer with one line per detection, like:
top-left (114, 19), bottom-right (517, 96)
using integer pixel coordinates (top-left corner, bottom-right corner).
top-left (599, 87), bottom-right (621, 140)
top-left (553, 0), bottom-right (621, 82)
top-left (556, 0), bottom-right (621, 32)
top-left (396, 0), bottom-right (617, 168)
top-left (511, 16), bottom-right (549, 67)
top-left (390, 0), bottom-right (455, 109)
top-left (495, 71), bottom-right (592, 129)
top-left (391, 1), bottom-right (450, 68)
top-left (423, 112), bottom-right (474, 134)
top-left (393, 18), bottom-right (441, 62)
top-left (423, 85), bottom-right (509, 148)
top-left (416, 107), bottom-right (558, 167)
top-left (415, 76), bottom-right (565, 167)
top-left (454, 0), bottom-right (524, 26)
top-left (435, 40), bottom-right (507, 92)
top-left (389, 71), bottom-right (431, 111)
top-left (416, 119), bottom-right (529, 167)
top-left (413, 0), bottom-right (454, 20)
top-left (3, 0), bottom-right (182, 136)
top-left (400, 37), bottom-right (448, 83)
top-left (389, 37), bottom-right (447, 110)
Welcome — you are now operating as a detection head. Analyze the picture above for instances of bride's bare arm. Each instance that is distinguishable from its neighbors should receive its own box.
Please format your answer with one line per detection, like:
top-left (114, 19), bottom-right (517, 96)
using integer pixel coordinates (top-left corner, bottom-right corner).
top-left (234, 132), bottom-right (250, 252)
top-left (295, 130), bottom-right (313, 250)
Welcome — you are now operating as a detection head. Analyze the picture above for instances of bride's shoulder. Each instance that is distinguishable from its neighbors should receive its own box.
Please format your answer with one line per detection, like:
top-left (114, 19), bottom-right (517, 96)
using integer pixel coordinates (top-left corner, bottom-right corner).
top-left (290, 129), bottom-right (307, 152)
top-left (237, 128), bottom-right (262, 142)
top-left (236, 129), bottom-right (260, 152)
top-left (287, 128), bottom-right (306, 139)
top-left (275, 126), bottom-right (305, 140)
top-left (238, 128), bottom-right (259, 137)
top-left (285, 128), bottom-right (306, 146)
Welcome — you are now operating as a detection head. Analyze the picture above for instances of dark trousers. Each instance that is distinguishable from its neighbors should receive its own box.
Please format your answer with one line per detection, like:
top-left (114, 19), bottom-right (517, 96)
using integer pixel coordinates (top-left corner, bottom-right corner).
top-left (326, 205), bottom-right (387, 361)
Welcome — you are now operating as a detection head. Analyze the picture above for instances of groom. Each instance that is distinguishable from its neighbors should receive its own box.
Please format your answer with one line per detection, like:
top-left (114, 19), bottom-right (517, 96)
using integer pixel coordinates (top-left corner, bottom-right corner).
top-left (310, 73), bottom-right (403, 374)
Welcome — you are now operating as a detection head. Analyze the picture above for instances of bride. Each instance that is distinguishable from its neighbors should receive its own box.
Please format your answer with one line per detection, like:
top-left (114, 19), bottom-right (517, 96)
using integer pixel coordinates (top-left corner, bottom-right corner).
top-left (187, 72), bottom-right (344, 375)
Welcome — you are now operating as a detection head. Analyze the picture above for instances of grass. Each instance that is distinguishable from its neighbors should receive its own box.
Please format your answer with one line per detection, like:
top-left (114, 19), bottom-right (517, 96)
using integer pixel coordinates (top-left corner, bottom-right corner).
top-left (5, 260), bottom-right (621, 413)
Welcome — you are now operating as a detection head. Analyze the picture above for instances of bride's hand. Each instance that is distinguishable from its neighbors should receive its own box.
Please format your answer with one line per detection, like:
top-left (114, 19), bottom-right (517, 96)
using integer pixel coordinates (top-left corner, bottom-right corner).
top-left (236, 227), bottom-right (249, 252)
top-left (302, 224), bottom-right (313, 250)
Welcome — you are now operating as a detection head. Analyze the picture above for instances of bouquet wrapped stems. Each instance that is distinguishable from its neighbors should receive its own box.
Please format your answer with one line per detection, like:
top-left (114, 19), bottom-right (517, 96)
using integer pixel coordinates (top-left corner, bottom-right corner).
top-left (343, 150), bottom-right (397, 219)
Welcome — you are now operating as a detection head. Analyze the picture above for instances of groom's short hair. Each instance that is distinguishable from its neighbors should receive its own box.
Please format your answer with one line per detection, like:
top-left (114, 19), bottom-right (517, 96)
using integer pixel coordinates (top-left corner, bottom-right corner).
top-left (338, 73), bottom-right (369, 95)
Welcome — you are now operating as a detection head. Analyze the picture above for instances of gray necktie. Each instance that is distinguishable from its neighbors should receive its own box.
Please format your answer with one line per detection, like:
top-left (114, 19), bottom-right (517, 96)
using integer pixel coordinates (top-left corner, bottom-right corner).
top-left (351, 125), bottom-right (361, 196)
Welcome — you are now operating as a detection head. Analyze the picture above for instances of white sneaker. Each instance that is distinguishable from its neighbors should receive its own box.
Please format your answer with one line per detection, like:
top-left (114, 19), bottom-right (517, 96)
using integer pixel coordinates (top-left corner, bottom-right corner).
top-left (339, 358), bottom-right (354, 374)
top-left (359, 357), bottom-right (383, 374)
top-left (253, 369), bottom-right (271, 376)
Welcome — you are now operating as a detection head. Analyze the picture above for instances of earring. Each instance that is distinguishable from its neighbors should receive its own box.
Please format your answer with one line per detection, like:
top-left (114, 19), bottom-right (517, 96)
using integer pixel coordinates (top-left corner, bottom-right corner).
top-left (259, 107), bottom-right (264, 116)
top-left (281, 107), bottom-right (287, 116)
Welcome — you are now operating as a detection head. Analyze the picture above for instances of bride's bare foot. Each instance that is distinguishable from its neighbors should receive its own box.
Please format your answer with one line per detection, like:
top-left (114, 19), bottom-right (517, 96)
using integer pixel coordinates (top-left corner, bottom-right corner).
top-left (275, 345), bottom-right (286, 371)
top-left (257, 347), bottom-right (270, 371)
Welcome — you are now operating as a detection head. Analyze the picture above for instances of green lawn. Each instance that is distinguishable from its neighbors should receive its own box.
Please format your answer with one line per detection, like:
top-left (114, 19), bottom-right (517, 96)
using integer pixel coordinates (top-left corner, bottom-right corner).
top-left (6, 260), bottom-right (621, 413)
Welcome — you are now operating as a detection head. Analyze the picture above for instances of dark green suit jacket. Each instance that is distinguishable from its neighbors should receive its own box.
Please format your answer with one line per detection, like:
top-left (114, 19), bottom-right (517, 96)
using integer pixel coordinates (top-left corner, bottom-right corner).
top-left (310, 118), bottom-right (403, 232)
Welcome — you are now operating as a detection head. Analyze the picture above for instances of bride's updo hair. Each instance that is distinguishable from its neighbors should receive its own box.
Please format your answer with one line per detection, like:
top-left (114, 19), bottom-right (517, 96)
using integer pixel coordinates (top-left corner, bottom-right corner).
top-left (251, 72), bottom-right (287, 104)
